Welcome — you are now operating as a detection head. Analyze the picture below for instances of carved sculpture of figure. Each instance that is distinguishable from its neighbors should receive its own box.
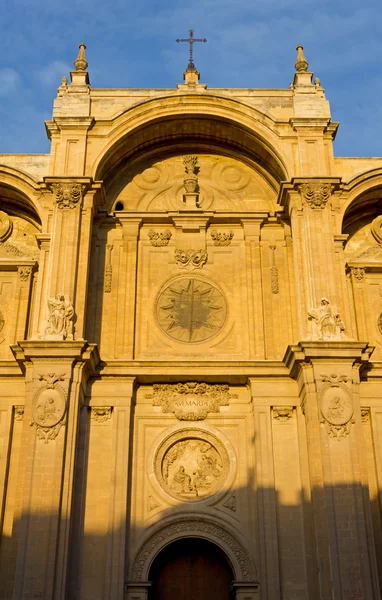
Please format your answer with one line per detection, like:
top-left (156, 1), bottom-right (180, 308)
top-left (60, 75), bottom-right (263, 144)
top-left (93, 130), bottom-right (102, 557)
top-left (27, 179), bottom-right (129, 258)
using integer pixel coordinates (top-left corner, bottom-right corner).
top-left (308, 297), bottom-right (345, 341)
top-left (36, 396), bottom-right (59, 424)
top-left (173, 466), bottom-right (193, 493)
top-left (45, 293), bottom-right (74, 340)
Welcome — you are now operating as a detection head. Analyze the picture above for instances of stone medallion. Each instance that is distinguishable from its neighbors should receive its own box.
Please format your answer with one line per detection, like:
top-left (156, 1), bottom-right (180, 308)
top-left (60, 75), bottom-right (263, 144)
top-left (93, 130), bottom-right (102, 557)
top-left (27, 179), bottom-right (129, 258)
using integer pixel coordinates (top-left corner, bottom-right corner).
top-left (319, 375), bottom-right (354, 439)
top-left (32, 384), bottom-right (67, 443)
top-left (156, 277), bottom-right (227, 343)
top-left (154, 429), bottom-right (229, 502)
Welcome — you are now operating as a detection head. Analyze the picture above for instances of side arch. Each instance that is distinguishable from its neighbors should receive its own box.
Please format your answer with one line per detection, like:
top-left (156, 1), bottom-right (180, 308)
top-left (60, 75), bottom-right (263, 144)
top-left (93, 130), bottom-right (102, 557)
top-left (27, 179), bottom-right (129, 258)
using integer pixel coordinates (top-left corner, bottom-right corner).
top-left (340, 167), bottom-right (382, 232)
top-left (0, 165), bottom-right (43, 226)
top-left (128, 515), bottom-right (257, 583)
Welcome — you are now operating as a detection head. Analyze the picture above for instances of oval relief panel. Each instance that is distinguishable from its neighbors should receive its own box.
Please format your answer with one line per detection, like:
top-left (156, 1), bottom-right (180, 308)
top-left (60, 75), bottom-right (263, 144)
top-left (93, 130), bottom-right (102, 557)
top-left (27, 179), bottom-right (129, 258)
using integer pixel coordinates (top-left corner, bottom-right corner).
top-left (155, 276), bottom-right (227, 343)
top-left (154, 429), bottom-right (230, 502)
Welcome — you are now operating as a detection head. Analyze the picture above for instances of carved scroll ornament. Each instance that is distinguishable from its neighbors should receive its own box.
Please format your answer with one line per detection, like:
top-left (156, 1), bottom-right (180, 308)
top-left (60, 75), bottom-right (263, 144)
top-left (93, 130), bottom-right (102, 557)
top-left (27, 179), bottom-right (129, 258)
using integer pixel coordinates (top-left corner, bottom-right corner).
top-left (148, 229), bottom-right (172, 247)
top-left (299, 182), bottom-right (333, 209)
top-left (175, 248), bottom-right (208, 269)
top-left (211, 231), bottom-right (234, 246)
top-left (51, 182), bottom-right (85, 209)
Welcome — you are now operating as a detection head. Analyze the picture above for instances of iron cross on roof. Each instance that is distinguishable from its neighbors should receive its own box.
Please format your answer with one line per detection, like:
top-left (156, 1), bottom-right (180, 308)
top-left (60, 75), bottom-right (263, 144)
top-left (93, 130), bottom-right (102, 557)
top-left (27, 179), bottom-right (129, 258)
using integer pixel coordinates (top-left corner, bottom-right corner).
top-left (176, 29), bottom-right (207, 70)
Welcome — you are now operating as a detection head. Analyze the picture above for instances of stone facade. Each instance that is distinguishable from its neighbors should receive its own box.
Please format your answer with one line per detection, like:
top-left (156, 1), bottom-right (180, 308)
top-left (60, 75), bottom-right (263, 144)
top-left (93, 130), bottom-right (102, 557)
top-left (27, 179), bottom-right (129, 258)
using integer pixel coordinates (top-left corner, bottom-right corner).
top-left (0, 43), bottom-right (382, 599)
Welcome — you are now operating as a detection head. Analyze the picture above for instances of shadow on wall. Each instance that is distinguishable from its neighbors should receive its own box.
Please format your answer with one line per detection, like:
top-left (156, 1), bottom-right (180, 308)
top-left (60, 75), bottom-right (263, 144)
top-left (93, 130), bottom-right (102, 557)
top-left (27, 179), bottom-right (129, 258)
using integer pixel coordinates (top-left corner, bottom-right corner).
top-left (0, 476), bottom-right (381, 599)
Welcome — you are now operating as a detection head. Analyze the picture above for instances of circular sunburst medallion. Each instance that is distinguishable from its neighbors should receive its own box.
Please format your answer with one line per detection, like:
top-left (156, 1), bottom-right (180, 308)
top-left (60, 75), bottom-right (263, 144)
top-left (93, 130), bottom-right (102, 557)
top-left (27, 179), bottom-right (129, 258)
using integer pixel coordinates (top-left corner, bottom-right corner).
top-left (0, 211), bottom-right (13, 242)
top-left (156, 277), bottom-right (227, 343)
top-left (155, 429), bottom-right (230, 502)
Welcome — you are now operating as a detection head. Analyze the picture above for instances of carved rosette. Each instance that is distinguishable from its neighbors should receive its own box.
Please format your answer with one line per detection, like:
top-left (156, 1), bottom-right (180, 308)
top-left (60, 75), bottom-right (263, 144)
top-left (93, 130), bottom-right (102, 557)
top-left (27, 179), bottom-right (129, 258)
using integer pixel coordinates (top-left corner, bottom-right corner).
top-left (147, 382), bottom-right (236, 420)
top-left (174, 249), bottom-right (208, 270)
top-left (148, 229), bottom-right (172, 247)
top-left (210, 231), bottom-right (234, 246)
top-left (272, 406), bottom-right (293, 422)
top-left (319, 374), bottom-right (354, 439)
top-left (31, 373), bottom-right (67, 443)
top-left (50, 182), bottom-right (86, 209)
top-left (299, 182), bottom-right (333, 210)
top-left (154, 428), bottom-right (230, 502)
top-left (91, 406), bottom-right (112, 424)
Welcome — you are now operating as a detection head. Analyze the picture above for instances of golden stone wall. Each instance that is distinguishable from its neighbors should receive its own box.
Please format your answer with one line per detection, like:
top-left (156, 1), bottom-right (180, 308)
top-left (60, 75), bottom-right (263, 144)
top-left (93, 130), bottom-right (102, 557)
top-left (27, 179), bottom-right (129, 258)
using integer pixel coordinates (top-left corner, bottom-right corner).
top-left (0, 53), bottom-right (382, 599)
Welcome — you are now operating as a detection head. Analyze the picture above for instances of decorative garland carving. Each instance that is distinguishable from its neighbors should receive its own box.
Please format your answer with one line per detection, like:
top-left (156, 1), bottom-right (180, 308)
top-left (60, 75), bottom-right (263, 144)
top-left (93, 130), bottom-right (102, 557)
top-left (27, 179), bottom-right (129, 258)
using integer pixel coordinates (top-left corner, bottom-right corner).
top-left (14, 406), bottom-right (24, 421)
top-left (129, 516), bottom-right (256, 581)
top-left (272, 406), bottom-right (293, 422)
top-left (211, 231), bottom-right (234, 246)
top-left (147, 382), bottom-right (236, 420)
top-left (91, 406), bottom-right (112, 423)
top-left (269, 245), bottom-right (279, 294)
top-left (31, 374), bottom-right (67, 443)
top-left (319, 374), bottom-right (354, 439)
top-left (299, 182), bottom-right (333, 209)
top-left (51, 182), bottom-right (85, 210)
top-left (175, 249), bottom-right (208, 269)
top-left (148, 230), bottom-right (172, 247)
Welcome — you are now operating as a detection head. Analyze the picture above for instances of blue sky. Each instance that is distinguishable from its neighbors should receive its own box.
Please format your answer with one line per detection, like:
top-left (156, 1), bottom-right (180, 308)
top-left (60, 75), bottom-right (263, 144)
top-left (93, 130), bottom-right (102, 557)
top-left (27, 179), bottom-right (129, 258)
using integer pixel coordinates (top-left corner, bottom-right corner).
top-left (0, 0), bottom-right (381, 157)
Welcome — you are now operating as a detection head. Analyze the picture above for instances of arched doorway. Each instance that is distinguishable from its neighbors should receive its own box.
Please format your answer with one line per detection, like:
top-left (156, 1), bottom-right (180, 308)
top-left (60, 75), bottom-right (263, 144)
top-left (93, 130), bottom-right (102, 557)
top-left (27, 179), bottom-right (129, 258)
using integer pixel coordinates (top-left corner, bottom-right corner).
top-left (148, 537), bottom-right (234, 600)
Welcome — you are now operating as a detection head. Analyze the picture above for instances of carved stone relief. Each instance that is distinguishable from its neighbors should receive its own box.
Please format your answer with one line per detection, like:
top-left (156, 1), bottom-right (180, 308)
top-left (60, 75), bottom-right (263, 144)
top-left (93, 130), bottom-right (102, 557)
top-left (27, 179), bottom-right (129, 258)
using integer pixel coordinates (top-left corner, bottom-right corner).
top-left (308, 297), bottom-right (347, 341)
top-left (44, 293), bottom-right (74, 340)
top-left (183, 155), bottom-right (199, 194)
top-left (18, 267), bottom-right (32, 282)
top-left (0, 215), bottom-right (39, 259)
top-left (51, 182), bottom-right (85, 209)
top-left (378, 313), bottom-right (382, 336)
top-left (319, 374), bottom-right (354, 439)
top-left (14, 406), bottom-right (24, 421)
top-left (148, 229), bottom-right (172, 247)
top-left (350, 267), bottom-right (365, 282)
top-left (147, 381), bottom-right (236, 420)
top-left (299, 182), bottom-right (333, 209)
top-left (91, 406), bottom-right (112, 423)
top-left (371, 215), bottom-right (382, 244)
top-left (272, 406), bottom-right (293, 422)
top-left (31, 374), bottom-right (67, 443)
top-left (114, 154), bottom-right (275, 213)
top-left (210, 230), bottom-right (234, 246)
top-left (147, 494), bottom-right (160, 512)
top-left (154, 429), bottom-right (230, 502)
top-left (156, 277), bottom-right (227, 343)
top-left (361, 408), bottom-right (370, 423)
top-left (174, 249), bottom-right (207, 270)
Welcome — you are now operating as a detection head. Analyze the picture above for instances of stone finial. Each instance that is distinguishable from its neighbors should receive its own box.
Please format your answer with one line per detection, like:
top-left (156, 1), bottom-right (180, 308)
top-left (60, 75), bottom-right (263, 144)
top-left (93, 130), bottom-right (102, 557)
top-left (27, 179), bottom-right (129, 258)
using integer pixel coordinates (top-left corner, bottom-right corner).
top-left (74, 43), bottom-right (88, 71)
top-left (295, 44), bottom-right (308, 72)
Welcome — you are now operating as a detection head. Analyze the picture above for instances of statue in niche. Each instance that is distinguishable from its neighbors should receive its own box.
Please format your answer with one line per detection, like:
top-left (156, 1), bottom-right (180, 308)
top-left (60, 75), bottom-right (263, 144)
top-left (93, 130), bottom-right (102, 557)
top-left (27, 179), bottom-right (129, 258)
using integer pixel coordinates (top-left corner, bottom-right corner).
top-left (45, 292), bottom-right (74, 340)
top-left (308, 297), bottom-right (345, 341)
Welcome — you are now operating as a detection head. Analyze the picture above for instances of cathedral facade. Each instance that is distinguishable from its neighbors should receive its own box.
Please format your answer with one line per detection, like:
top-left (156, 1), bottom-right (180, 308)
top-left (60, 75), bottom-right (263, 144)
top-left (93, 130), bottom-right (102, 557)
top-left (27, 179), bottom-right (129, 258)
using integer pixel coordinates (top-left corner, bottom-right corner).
top-left (0, 42), bottom-right (382, 599)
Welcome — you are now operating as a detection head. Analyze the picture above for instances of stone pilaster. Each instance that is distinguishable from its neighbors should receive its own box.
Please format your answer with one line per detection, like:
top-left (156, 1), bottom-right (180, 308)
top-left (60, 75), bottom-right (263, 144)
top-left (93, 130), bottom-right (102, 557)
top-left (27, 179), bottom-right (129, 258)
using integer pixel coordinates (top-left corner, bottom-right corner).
top-left (284, 341), bottom-right (380, 600)
top-left (10, 340), bottom-right (99, 600)
top-left (36, 178), bottom-right (102, 341)
top-left (278, 179), bottom-right (343, 340)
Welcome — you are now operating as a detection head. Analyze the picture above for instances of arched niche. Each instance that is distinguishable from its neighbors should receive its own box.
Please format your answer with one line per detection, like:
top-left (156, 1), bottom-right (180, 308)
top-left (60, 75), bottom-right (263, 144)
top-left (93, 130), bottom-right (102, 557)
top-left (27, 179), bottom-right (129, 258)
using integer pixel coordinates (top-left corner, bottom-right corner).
top-left (128, 515), bottom-right (257, 583)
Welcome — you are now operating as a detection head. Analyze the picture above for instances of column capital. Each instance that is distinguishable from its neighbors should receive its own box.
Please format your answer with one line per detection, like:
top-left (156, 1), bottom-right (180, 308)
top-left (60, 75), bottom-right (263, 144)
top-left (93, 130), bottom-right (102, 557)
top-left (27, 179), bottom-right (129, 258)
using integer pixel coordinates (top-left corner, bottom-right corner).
top-left (277, 177), bottom-right (342, 215)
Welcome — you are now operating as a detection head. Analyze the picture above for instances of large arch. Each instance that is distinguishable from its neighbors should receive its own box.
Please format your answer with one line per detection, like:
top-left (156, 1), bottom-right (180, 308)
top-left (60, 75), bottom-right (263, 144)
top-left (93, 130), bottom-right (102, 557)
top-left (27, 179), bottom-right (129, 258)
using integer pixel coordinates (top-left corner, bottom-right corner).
top-left (91, 94), bottom-right (290, 195)
top-left (128, 515), bottom-right (257, 583)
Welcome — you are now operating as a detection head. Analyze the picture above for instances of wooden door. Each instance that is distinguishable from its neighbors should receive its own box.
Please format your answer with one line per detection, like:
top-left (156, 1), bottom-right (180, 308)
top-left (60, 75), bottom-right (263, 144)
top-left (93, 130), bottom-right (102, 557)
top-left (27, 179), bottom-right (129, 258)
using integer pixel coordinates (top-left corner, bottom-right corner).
top-left (149, 538), bottom-right (234, 600)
